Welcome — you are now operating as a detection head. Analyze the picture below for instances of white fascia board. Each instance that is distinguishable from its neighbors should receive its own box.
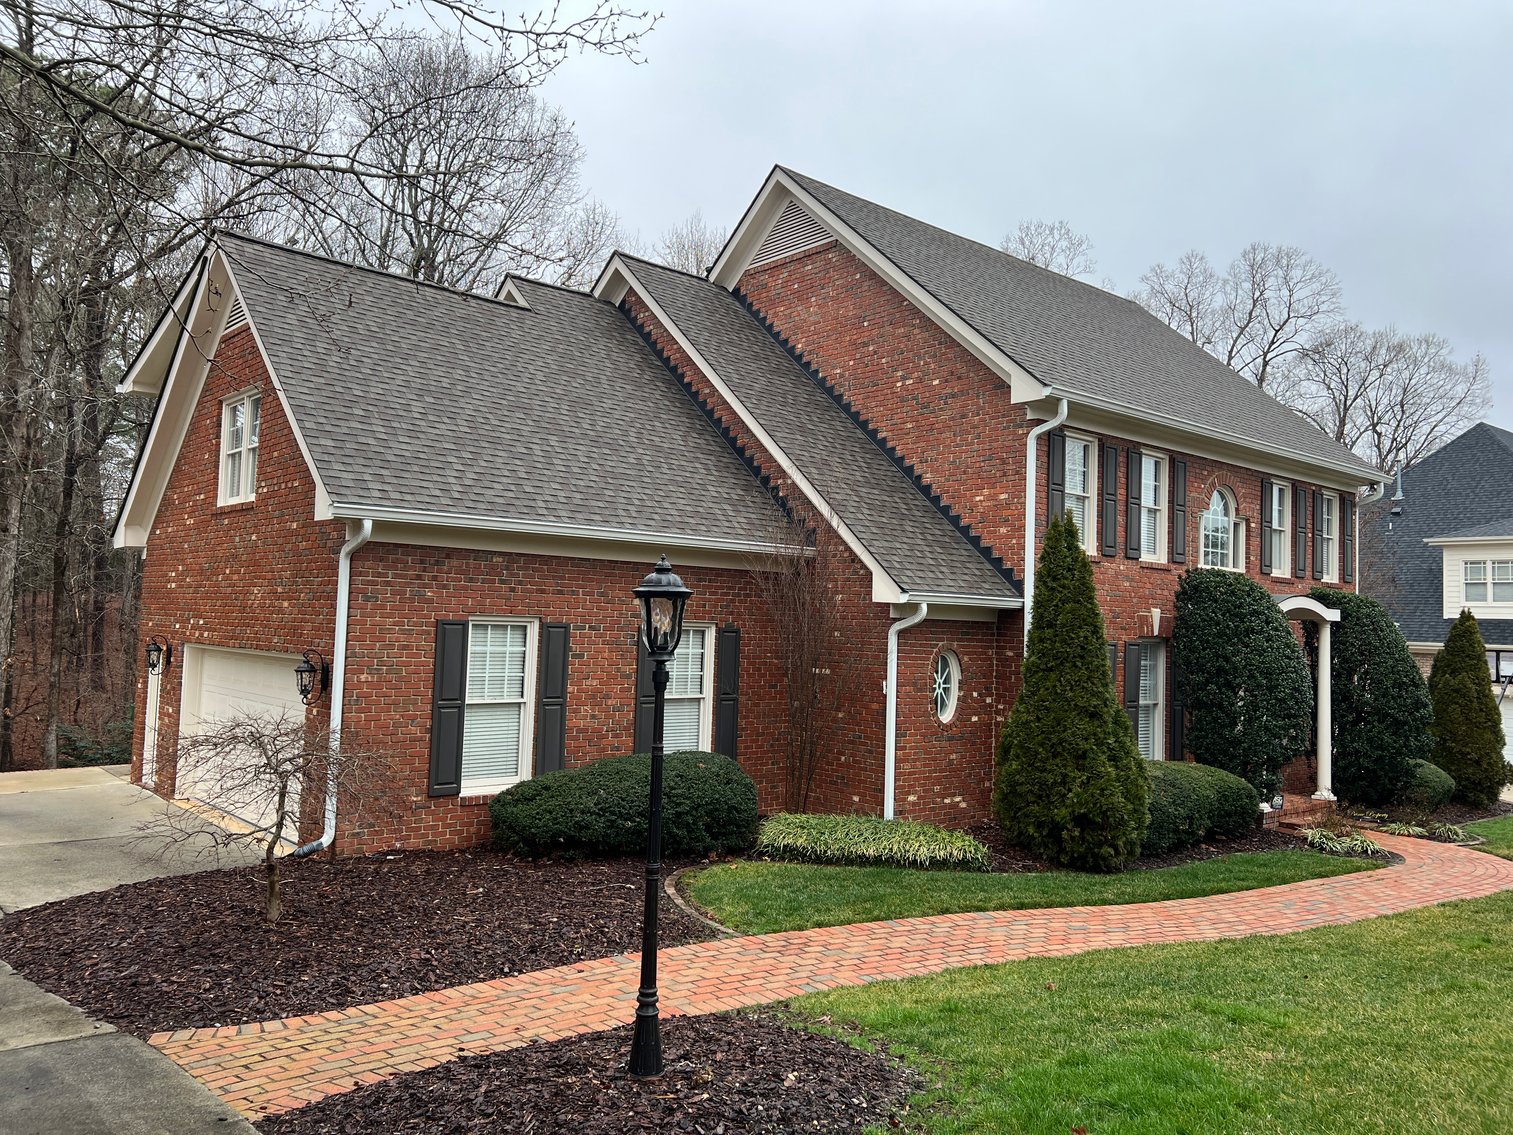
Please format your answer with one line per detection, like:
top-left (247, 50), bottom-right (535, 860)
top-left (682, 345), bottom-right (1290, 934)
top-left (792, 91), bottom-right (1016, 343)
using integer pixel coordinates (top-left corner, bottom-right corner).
top-left (117, 261), bottom-right (204, 395)
top-left (712, 170), bottom-right (1048, 404)
top-left (1424, 534), bottom-right (1513, 547)
top-left (345, 505), bottom-right (806, 559)
top-left (494, 276), bottom-right (532, 309)
top-left (897, 590), bottom-right (1022, 609)
top-left (601, 256), bottom-right (908, 604)
top-left (1033, 396), bottom-right (1383, 494)
top-left (591, 258), bottom-right (632, 305)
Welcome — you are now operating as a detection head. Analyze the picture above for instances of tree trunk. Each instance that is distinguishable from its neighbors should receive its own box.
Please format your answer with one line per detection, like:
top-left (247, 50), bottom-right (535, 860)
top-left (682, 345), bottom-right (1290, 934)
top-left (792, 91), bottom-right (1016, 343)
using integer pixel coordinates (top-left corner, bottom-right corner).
top-left (264, 859), bottom-right (282, 924)
top-left (42, 395), bottom-right (80, 768)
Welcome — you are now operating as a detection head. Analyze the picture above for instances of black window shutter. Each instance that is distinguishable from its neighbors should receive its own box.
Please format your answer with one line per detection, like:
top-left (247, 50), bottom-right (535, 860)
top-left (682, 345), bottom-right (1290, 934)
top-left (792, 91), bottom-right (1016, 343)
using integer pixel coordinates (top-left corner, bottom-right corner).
top-left (1312, 490), bottom-right (1326, 580)
top-left (1099, 443), bottom-right (1119, 557)
top-left (536, 622), bottom-right (570, 774)
top-left (1259, 479), bottom-right (1274, 575)
top-left (632, 637), bottom-right (655, 753)
top-left (1123, 642), bottom-right (1142, 734)
top-left (1170, 459), bottom-right (1188, 563)
top-left (1125, 447), bottom-right (1143, 559)
top-left (1106, 641), bottom-right (1118, 689)
top-left (1342, 497), bottom-right (1356, 584)
top-left (1169, 656), bottom-right (1185, 761)
top-left (428, 620), bottom-right (467, 797)
top-left (1047, 431), bottom-right (1066, 523)
top-left (714, 623), bottom-right (741, 759)
top-left (1293, 485), bottom-right (1309, 578)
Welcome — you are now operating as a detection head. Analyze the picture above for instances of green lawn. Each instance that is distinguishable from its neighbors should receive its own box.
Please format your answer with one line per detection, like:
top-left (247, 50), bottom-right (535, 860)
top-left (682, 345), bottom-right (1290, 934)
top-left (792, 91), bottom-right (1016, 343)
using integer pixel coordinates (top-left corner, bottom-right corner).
top-left (794, 891), bottom-right (1513, 1134)
top-left (687, 851), bottom-right (1373, 934)
top-left (1467, 815), bottom-right (1513, 859)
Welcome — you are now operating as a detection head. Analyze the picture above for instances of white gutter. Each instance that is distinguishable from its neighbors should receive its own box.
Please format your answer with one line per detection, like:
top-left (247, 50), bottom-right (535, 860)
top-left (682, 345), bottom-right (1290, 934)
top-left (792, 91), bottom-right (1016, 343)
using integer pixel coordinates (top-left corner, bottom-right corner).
top-left (883, 600), bottom-right (929, 820)
top-left (1023, 398), bottom-right (1069, 648)
top-left (293, 517), bottom-right (372, 858)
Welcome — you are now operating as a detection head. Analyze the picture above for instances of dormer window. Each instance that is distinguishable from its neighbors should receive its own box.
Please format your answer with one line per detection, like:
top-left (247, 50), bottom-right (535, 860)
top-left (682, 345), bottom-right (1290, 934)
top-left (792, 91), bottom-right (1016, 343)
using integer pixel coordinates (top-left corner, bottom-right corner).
top-left (219, 391), bottom-right (260, 505)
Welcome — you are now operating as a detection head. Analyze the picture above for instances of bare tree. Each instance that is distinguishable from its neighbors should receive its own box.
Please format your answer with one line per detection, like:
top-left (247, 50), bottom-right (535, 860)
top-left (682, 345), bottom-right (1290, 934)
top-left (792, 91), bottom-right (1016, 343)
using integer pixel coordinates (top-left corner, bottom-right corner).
top-left (653, 209), bottom-right (728, 275)
top-left (1134, 243), bottom-right (1341, 392)
top-left (1000, 219), bottom-right (1096, 279)
top-left (140, 712), bottom-right (402, 922)
top-left (1280, 322), bottom-right (1491, 473)
top-left (748, 517), bottom-right (865, 812)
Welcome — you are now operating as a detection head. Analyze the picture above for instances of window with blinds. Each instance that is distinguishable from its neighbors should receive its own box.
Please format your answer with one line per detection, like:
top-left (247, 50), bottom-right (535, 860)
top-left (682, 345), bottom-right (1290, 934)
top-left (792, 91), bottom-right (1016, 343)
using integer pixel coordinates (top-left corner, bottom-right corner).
top-left (663, 626), bottom-right (710, 751)
top-left (218, 391), bottom-right (260, 505)
top-left (463, 621), bottom-right (535, 792)
top-left (1139, 454), bottom-right (1165, 561)
top-left (1063, 436), bottom-right (1094, 552)
top-left (1136, 641), bottom-right (1163, 760)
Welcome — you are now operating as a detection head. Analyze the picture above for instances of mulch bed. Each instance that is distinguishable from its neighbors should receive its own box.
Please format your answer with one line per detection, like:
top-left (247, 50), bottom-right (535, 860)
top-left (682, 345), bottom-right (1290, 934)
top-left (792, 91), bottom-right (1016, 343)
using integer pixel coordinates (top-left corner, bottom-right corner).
top-left (256, 1012), bottom-right (924, 1135)
top-left (0, 851), bottom-right (714, 1037)
top-left (1353, 799), bottom-right (1512, 828)
top-left (966, 820), bottom-right (1307, 873)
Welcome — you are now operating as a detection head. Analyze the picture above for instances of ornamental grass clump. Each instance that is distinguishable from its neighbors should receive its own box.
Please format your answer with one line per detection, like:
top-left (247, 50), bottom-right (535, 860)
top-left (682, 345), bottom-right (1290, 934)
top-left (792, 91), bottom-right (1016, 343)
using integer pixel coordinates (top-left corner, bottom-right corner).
top-left (1301, 826), bottom-right (1389, 858)
top-left (1427, 611), bottom-right (1510, 807)
top-left (754, 813), bottom-right (991, 871)
top-left (994, 513), bottom-right (1147, 871)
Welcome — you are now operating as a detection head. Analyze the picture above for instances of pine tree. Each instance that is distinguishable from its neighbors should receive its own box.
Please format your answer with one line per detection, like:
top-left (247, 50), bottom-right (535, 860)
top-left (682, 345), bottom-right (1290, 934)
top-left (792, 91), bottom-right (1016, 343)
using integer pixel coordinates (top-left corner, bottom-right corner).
top-left (1429, 610), bottom-right (1509, 806)
top-left (1172, 569), bottom-right (1313, 796)
top-left (994, 513), bottom-right (1147, 870)
top-left (1309, 587), bottom-right (1433, 805)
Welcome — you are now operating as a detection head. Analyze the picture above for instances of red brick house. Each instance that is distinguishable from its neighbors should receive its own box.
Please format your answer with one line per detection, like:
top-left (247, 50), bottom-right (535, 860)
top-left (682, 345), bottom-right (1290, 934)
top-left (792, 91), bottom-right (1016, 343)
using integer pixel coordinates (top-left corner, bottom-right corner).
top-left (115, 166), bottom-right (1382, 853)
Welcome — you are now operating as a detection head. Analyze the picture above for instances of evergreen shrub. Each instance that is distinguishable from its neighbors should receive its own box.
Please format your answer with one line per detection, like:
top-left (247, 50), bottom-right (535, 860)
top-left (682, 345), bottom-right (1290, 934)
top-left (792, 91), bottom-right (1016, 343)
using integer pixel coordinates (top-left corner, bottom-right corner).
top-left (1172, 568), bottom-right (1312, 796)
top-left (1309, 588), bottom-right (1433, 805)
top-left (1402, 759), bottom-right (1456, 811)
top-left (490, 751), bottom-right (758, 858)
top-left (994, 513), bottom-right (1147, 870)
top-left (1143, 761), bottom-right (1260, 857)
top-left (1428, 611), bottom-right (1509, 807)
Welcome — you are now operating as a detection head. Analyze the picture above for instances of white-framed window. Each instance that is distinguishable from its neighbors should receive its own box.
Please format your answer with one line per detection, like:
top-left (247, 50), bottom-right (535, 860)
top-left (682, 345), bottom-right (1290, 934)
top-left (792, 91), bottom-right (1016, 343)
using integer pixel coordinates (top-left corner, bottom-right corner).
top-left (663, 625), bottom-right (713, 751)
top-left (463, 619), bottom-right (537, 794)
top-left (1200, 488), bottom-right (1244, 570)
top-left (933, 650), bottom-right (961, 723)
top-left (1063, 434), bottom-right (1096, 553)
top-left (1135, 640), bottom-right (1164, 760)
top-left (1464, 561), bottom-right (1513, 605)
top-left (218, 390), bottom-right (261, 505)
top-left (1319, 493), bottom-right (1339, 582)
top-left (1265, 481), bottom-right (1291, 575)
top-left (1139, 452), bottom-right (1166, 561)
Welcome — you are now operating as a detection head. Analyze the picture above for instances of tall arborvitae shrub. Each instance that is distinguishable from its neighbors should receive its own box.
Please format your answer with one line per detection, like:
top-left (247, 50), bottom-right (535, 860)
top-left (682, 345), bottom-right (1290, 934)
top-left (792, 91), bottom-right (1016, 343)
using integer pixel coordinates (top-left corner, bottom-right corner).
top-left (1428, 610), bottom-right (1508, 806)
top-left (994, 513), bottom-right (1147, 871)
top-left (1310, 587), bottom-right (1433, 805)
top-left (1172, 569), bottom-right (1313, 797)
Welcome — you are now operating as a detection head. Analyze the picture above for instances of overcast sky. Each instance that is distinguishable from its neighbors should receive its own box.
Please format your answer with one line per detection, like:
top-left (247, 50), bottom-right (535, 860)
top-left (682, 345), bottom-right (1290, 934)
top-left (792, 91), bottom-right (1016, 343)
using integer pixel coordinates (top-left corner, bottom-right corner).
top-left (546, 0), bottom-right (1512, 434)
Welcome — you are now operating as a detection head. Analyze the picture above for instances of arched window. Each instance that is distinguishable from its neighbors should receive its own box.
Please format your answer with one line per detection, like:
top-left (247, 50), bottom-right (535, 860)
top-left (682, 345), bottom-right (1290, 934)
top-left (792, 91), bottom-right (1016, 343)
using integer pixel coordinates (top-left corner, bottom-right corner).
top-left (933, 650), bottom-right (961, 723)
top-left (1200, 489), bottom-right (1241, 569)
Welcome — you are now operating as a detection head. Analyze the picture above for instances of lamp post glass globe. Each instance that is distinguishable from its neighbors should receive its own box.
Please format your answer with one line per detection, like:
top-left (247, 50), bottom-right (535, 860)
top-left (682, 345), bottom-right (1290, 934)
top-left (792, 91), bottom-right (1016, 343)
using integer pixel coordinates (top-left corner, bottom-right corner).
top-left (634, 554), bottom-right (692, 658)
top-left (144, 639), bottom-right (164, 675)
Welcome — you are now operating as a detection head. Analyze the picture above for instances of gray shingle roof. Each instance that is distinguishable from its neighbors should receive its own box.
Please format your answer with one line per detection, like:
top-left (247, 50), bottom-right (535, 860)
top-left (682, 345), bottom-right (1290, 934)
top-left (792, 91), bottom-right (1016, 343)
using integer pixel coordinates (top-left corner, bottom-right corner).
top-left (1362, 423), bottom-right (1513, 647)
top-left (621, 255), bottom-right (1019, 602)
top-left (1434, 518), bottom-right (1513, 541)
top-left (217, 233), bottom-right (787, 546)
top-left (781, 168), bottom-right (1381, 483)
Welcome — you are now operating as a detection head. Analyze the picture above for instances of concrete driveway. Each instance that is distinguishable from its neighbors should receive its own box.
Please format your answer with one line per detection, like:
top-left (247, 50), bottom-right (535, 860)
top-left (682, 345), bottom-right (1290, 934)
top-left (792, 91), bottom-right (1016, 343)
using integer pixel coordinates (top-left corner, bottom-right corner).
top-left (0, 765), bottom-right (260, 913)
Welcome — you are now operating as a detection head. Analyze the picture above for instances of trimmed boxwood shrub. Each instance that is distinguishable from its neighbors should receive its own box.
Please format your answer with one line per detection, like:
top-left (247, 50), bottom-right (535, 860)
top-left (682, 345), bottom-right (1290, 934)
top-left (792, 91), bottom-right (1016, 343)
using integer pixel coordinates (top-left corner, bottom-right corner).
top-left (1143, 761), bottom-right (1261, 857)
top-left (1401, 759), bottom-right (1456, 811)
top-left (755, 813), bottom-right (991, 871)
top-left (490, 751), bottom-right (758, 858)
top-left (1172, 568), bottom-right (1313, 797)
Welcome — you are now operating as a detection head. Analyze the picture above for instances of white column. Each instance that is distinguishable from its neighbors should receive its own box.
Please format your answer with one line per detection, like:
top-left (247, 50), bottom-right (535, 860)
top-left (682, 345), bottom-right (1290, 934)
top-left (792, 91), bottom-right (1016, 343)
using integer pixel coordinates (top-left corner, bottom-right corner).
top-left (1313, 620), bottom-right (1335, 801)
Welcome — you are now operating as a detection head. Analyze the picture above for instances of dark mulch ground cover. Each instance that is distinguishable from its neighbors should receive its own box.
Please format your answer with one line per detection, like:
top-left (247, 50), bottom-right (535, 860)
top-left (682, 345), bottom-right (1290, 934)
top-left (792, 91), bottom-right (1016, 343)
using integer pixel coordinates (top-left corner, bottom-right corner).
top-left (966, 820), bottom-right (1305, 873)
top-left (0, 851), bottom-right (714, 1037)
top-left (1354, 799), bottom-right (1512, 828)
top-left (257, 1012), bottom-right (924, 1135)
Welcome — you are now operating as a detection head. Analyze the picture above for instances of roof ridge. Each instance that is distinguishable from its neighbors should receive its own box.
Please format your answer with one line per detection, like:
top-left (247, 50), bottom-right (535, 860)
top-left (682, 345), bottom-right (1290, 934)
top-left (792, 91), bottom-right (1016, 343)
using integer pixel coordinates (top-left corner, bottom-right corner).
top-left (614, 251), bottom-right (712, 283)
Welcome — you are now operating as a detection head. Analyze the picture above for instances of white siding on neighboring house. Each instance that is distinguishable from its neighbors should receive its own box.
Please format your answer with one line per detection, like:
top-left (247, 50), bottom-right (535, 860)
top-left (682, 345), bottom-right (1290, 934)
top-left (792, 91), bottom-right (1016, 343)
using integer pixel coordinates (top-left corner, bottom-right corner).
top-left (1437, 539), bottom-right (1513, 621)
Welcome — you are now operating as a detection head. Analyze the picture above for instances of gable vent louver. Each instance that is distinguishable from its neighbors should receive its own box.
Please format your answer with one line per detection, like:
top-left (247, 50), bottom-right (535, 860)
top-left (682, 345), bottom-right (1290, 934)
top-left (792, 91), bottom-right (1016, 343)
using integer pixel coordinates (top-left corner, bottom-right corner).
top-left (749, 199), bottom-right (833, 268)
top-left (223, 294), bottom-right (247, 330)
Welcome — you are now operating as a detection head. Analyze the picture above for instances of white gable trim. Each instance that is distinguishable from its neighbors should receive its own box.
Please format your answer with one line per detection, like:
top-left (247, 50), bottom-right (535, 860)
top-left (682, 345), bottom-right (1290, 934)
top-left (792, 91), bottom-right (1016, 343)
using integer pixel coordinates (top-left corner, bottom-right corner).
top-left (595, 254), bottom-right (910, 604)
top-left (494, 276), bottom-right (532, 309)
top-left (113, 245), bottom-right (333, 549)
top-left (118, 260), bottom-right (205, 396)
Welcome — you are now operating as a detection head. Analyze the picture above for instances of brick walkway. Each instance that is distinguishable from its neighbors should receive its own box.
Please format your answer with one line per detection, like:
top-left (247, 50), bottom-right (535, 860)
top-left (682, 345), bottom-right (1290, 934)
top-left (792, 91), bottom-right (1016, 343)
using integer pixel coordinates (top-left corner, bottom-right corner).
top-left (152, 833), bottom-right (1513, 1119)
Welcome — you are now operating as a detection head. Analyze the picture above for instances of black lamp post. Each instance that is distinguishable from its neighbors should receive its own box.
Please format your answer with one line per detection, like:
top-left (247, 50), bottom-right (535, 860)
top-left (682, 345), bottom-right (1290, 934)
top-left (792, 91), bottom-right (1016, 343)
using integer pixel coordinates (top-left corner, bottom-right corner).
top-left (294, 650), bottom-right (329, 705)
top-left (628, 554), bottom-right (693, 1078)
top-left (144, 636), bottom-right (172, 676)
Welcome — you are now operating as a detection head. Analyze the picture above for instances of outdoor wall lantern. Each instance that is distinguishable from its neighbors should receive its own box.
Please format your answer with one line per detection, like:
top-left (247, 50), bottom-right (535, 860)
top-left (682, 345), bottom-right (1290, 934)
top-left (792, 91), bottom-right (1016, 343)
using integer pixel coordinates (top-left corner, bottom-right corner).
top-left (627, 554), bottom-right (694, 1078)
top-left (144, 636), bottom-right (172, 676)
top-left (294, 650), bottom-right (330, 705)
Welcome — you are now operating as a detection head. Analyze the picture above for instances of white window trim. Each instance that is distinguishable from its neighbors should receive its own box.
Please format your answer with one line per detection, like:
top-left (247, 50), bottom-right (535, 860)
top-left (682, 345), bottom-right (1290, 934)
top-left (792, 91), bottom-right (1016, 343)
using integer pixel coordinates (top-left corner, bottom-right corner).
top-left (934, 649), bottom-right (962, 723)
top-left (1200, 487), bottom-right (1245, 572)
top-left (217, 389), bottom-right (261, 506)
top-left (1138, 639), bottom-right (1165, 761)
top-left (664, 623), bottom-right (716, 752)
top-left (462, 617), bottom-right (539, 796)
top-left (1463, 559), bottom-right (1513, 607)
top-left (1266, 479), bottom-right (1292, 577)
top-left (1139, 450), bottom-right (1168, 563)
top-left (1063, 431), bottom-right (1098, 555)
top-left (1319, 491), bottom-right (1340, 583)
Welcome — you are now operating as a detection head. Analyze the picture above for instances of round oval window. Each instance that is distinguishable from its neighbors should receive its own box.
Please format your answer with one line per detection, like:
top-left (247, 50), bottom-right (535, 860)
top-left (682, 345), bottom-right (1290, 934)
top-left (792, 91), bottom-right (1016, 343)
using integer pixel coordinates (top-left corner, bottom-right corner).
top-left (933, 650), bottom-right (961, 723)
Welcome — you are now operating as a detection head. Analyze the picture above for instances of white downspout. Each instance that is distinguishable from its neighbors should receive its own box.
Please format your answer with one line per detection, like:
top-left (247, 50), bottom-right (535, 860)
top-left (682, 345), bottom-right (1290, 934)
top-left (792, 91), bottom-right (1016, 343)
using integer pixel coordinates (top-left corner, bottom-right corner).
top-left (1355, 480), bottom-right (1387, 587)
top-left (1023, 397), bottom-right (1069, 648)
top-left (884, 600), bottom-right (928, 820)
top-left (293, 517), bottom-right (372, 858)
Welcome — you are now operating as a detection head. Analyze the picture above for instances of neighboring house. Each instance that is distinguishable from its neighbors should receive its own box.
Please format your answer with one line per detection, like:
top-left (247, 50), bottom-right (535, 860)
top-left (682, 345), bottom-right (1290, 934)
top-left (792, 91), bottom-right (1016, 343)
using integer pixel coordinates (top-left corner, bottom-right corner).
top-left (1361, 422), bottom-right (1513, 744)
top-left (115, 166), bottom-right (1382, 852)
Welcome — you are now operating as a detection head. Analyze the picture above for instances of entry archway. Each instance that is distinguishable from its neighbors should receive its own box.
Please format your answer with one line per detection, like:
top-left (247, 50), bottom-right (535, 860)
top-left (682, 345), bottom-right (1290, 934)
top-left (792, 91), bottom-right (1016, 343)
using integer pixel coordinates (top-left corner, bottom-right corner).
top-left (1276, 594), bottom-right (1341, 801)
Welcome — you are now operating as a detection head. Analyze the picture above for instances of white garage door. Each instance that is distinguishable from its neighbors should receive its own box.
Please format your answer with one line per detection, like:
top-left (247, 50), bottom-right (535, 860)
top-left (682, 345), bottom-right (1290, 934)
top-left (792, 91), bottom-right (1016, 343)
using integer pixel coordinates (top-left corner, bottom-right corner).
top-left (179, 646), bottom-right (305, 837)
